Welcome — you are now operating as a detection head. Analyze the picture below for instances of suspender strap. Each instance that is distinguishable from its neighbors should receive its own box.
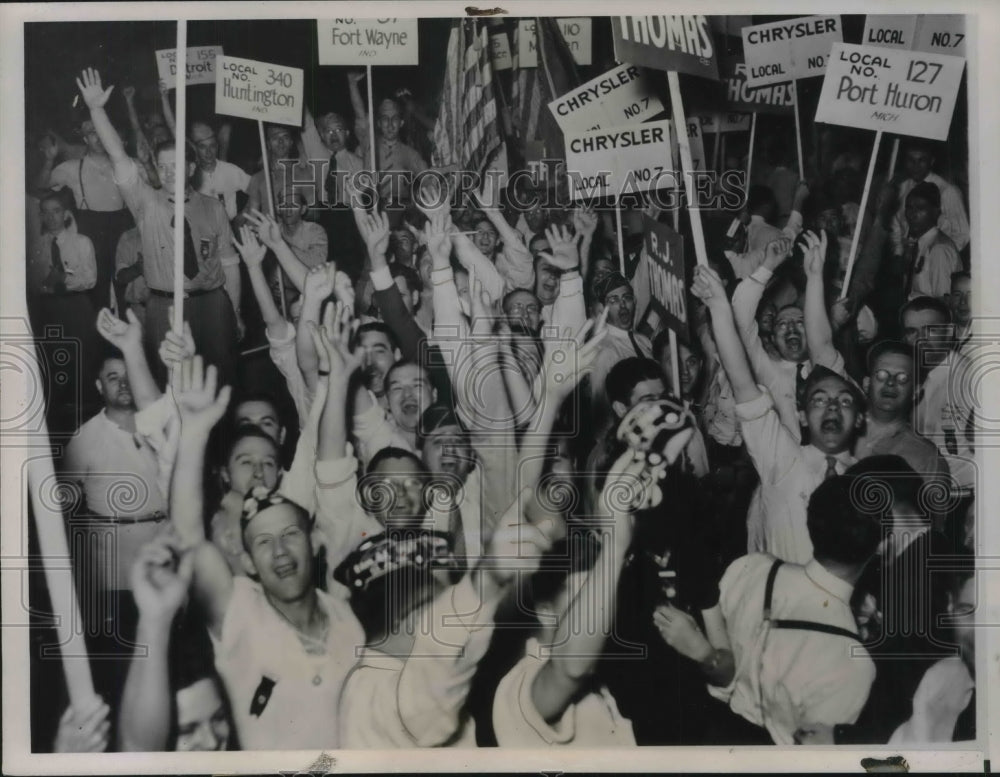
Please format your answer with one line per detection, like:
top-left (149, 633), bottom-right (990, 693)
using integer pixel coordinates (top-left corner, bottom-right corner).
top-left (627, 331), bottom-right (644, 359)
top-left (762, 558), bottom-right (860, 641)
top-left (78, 157), bottom-right (89, 210)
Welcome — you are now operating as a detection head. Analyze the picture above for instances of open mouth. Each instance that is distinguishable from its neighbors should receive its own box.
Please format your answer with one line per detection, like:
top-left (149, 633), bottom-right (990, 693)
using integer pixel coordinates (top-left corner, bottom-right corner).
top-left (273, 563), bottom-right (297, 579)
top-left (401, 400), bottom-right (420, 415)
top-left (785, 335), bottom-right (802, 350)
top-left (821, 418), bottom-right (842, 433)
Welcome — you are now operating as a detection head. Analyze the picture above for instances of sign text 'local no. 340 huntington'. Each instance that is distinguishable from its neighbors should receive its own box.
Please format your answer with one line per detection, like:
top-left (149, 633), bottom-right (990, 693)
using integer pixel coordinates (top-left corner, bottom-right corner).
top-left (215, 55), bottom-right (304, 127)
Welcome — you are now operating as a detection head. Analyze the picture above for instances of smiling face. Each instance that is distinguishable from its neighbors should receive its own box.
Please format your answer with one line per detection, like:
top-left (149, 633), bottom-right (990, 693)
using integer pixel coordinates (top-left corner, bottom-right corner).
top-left (421, 424), bottom-right (474, 480)
top-left (191, 123), bottom-right (218, 169)
top-left (358, 329), bottom-right (397, 396)
top-left (472, 220), bottom-right (499, 257)
top-left (799, 375), bottom-right (863, 453)
top-left (773, 306), bottom-right (807, 362)
top-left (156, 147), bottom-right (196, 197)
top-left (367, 454), bottom-right (426, 525)
top-left (225, 436), bottom-right (280, 496)
top-left (503, 289), bottom-right (542, 333)
top-left (386, 363), bottom-right (434, 433)
top-left (96, 358), bottom-right (134, 411)
top-left (242, 503), bottom-right (313, 602)
top-left (867, 351), bottom-right (914, 419)
top-left (950, 276), bottom-right (972, 327)
top-left (659, 343), bottom-right (703, 399)
top-left (534, 255), bottom-right (561, 306)
top-left (175, 678), bottom-right (230, 751)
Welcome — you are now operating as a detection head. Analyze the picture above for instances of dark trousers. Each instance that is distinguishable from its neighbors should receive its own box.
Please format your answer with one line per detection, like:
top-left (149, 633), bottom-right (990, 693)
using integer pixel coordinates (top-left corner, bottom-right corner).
top-left (144, 288), bottom-right (237, 389)
top-left (74, 209), bottom-right (133, 313)
top-left (702, 698), bottom-right (774, 745)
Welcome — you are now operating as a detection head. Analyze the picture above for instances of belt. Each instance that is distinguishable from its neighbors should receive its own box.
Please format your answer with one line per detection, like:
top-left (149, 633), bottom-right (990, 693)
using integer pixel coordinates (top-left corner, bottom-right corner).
top-left (80, 511), bottom-right (169, 525)
top-left (149, 287), bottom-right (219, 299)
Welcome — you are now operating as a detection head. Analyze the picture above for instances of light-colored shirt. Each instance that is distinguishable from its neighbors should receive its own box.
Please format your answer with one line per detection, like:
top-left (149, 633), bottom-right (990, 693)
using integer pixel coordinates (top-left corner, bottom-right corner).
top-left (892, 172), bottom-right (970, 254)
top-left (713, 553), bottom-right (875, 745)
top-left (196, 159), bottom-right (251, 220)
top-left (29, 227), bottom-right (97, 294)
top-left (731, 265), bottom-right (846, 441)
top-left (51, 153), bottom-right (126, 212)
top-left (736, 388), bottom-right (855, 564)
top-left (493, 636), bottom-right (636, 747)
top-left (115, 159), bottom-right (236, 292)
top-left (907, 227), bottom-right (962, 300)
top-left (913, 353), bottom-right (976, 493)
top-left (338, 574), bottom-right (493, 748)
top-left (211, 577), bottom-right (364, 750)
top-left (589, 326), bottom-right (653, 404)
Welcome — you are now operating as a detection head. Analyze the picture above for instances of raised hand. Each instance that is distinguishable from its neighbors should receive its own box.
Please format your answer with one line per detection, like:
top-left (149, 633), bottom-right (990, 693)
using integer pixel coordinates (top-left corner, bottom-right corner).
top-left (129, 534), bottom-right (194, 622)
top-left (122, 85), bottom-right (136, 103)
top-left (482, 487), bottom-right (552, 588)
top-left (302, 262), bottom-right (337, 304)
top-left (414, 173), bottom-right (449, 218)
top-left (762, 236), bottom-right (793, 272)
top-left (53, 696), bottom-right (110, 753)
top-left (691, 264), bottom-right (729, 311)
top-left (357, 209), bottom-right (391, 264)
top-left (95, 307), bottom-right (142, 352)
top-left (333, 267), bottom-right (355, 315)
top-left (468, 273), bottom-right (496, 338)
top-left (233, 224), bottom-right (267, 269)
top-left (243, 209), bottom-right (284, 249)
top-left (801, 229), bottom-right (828, 277)
top-left (309, 301), bottom-right (361, 380)
top-left (170, 355), bottom-right (231, 437)
top-left (75, 68), bottom-right (114, 110)
top-left (539, 223), bottom-right (582, 271)
top-left (422, 209), bottom-right (454, 267)
top-left (572, 207), bottom-right (599, 240)
top-left (347, 70), bottom-right (366, 87)
top-left (537, 308), bottom-right (609, 404)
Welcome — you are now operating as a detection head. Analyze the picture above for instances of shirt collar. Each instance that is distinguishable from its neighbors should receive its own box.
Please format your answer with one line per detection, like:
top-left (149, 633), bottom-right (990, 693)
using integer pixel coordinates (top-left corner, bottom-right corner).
top-left (916, 226), bottom-right (940, 254)
top-left (804, 558), bottom-right (854, 603)
top-left (804, 444), bottom-right (854, 471)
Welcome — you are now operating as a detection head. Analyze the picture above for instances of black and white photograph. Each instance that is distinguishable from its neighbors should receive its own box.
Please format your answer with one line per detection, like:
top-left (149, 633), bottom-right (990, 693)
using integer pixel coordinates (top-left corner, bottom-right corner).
top-left (1, 2), bottom-right (996, 772)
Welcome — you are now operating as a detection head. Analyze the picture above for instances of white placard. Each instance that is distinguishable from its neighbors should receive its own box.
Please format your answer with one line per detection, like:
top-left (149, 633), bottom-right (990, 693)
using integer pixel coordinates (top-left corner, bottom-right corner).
top-left (699, 112), bottom-right (751, 133)
top-left (215, 55), bottom-right (304, 127)
top-left (742, 15), bottom-right (843, 86)
top-left (518, 18), bottom-right (592, 67)
top-left (155, 46), bottom-right (223, 89)
top-left (548, 63), bottom-right (664, 134)
top-left (862, 15), bottom-right (919, 51)
top-left (914, 15), bottom-right (966, 57)
top-left (815, 43), bottom-right (966, 141)
top-left (491, 32), bottom-right (513, 71)
top-left (317, 18), bottom-right (419, 65)
top-left (566, 120), bottom-right (673, 200)
top-left (675, 118), bottom-right (706, 171)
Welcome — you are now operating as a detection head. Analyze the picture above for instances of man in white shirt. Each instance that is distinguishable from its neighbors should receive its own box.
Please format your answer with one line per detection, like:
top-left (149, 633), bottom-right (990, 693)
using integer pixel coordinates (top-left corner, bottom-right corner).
top-left (588, 272), bottom-right (653, 407)
top-left (899, 182), bottom-right (962, 300)
top-left (891, 141), bottom-right (969, 255)
top-left (190, 122), bottom-right (250, 221)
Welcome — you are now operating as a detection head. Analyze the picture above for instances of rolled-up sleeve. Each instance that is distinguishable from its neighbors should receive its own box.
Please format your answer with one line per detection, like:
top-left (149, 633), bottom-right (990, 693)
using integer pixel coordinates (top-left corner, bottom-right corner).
top-left (735, 387), bottom-right (801, 486)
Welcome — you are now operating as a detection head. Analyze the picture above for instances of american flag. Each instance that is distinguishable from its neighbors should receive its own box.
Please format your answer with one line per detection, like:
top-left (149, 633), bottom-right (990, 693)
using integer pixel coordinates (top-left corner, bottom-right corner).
top-left (432, 20), bottom-right (503, 175)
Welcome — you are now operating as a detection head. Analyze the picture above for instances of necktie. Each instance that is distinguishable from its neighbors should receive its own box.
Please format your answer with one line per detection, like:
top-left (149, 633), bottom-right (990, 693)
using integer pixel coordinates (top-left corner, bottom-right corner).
top-left (170, 213), bottom-right (201, 280)
top-left (325, 152), bottom-right (339, 206)
top-left (628, 331), bottom-right (644, 359)
top-left (825, 455), bottom-right (839, 480)
top-left (795, 362), bottom-right (808, 409)
top-left (50, 237), bottom-right (65, 274)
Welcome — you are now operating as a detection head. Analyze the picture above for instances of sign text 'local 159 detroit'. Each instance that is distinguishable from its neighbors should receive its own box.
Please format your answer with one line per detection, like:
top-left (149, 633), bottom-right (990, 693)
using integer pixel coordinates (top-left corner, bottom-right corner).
top-left (815, 43), bottom-right (965, 140)
top-left (317, 19), bottom-right (419, 65)
top-left (566, 120), bottom-right (673, 200)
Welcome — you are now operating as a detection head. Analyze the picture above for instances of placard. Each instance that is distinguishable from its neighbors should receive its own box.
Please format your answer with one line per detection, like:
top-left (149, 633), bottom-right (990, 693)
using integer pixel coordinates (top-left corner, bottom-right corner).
top-left (155, 46), bottom-right (223, 89)
top-left (215, 55), bottom-right (304, 127)
top-left (914, 15), bottom-right (966, 57)
top-left (699, 112), bottom-right (751, 133)
top-left (317, 18), bottom-right (419, 65)
top-left (517, 18), bottom-right (592, 67)
top-left (642, 215), bottom-right (687, 334)
top-left (491, 31), bottom-right (513, 71)
top-left (611, 15), bottom-right (719, 80)
top-left (862, 15), bottom-right (919, 51)
top-left (565, 120), bottom-right (673, 199)
top-left (742, 15), bottom-right (842, 86)
top-left (723, 60), bottom-right (796, 114)
top-left (815, 43), bottom-right (965, 141)
top-left (548, 63), bottom-right (664, 133)
top-left (670, 118), bottom-right (706, 172)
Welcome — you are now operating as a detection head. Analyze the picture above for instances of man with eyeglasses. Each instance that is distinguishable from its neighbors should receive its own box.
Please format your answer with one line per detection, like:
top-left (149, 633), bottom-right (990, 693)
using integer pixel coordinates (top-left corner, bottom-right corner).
top-left (693, 263), bottom-right (865, 564)
top-left (190, 121), bottom-right (249, 222)
top-left (855, 340), bottom-right (950, 509)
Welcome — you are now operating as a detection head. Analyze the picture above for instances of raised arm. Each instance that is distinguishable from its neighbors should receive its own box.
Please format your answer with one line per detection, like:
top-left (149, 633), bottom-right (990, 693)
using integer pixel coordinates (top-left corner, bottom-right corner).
top-left (169, 356), bottom-right (234, 636)
top-left (692, 265), bottom-right (760, 405)
top-left (118, 537), bottom-right (194, 752)
top-left (75, 68), bottom-right (130, 176)
top-left (95, 307), bottom-right (162, 409)
top-left (244, 209), bottom-right (309, 292)
top-left (295, 263), bottom-right (337, 393)
top-left (802, 230), bottom-right (842, 370)
top-left (348, 71), bottom-right (369, 158)
top-left (158, 80), bottom-right (176, 138)
top-left (233, 224), bottom-right (286, 337)
top-left (571, 207), bottom-right (599, 281)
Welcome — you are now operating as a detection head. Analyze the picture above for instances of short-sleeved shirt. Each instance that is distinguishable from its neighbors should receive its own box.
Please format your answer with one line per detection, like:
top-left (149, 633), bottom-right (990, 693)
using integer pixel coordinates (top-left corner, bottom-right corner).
top-left (51, 154), bottom-right (126, 212)
top-left (212, 577), bottom-right (364, 750)
top-left (29, 229), bottom-right (97, 294)
top-left (196, 159), bottom-right (251, 220)
top-left (115, 159), bottom-right (236, 293)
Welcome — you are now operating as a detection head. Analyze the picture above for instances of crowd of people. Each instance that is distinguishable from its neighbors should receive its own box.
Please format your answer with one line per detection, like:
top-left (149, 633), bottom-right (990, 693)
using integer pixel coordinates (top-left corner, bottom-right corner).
top-left (26, 49), bottom-right (977, 753)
